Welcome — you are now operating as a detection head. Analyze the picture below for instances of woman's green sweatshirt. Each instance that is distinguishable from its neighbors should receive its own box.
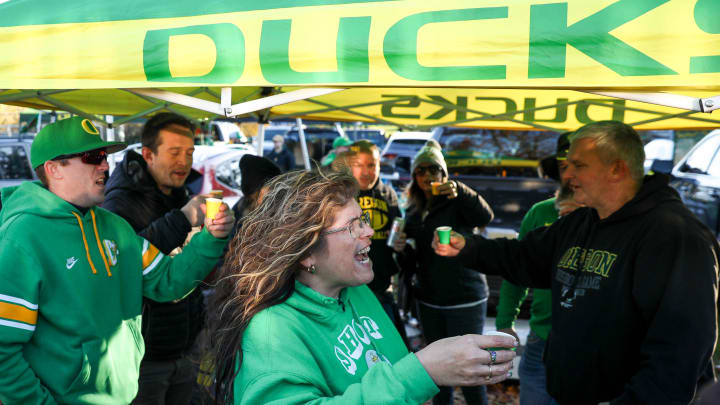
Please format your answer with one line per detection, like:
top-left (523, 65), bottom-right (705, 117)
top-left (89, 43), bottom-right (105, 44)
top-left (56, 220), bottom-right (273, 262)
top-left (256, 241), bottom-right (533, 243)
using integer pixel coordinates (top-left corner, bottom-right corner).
top-left (0, 182), bottom-right (227, 405)
top-left (235, 281), bottom-right (439, 404)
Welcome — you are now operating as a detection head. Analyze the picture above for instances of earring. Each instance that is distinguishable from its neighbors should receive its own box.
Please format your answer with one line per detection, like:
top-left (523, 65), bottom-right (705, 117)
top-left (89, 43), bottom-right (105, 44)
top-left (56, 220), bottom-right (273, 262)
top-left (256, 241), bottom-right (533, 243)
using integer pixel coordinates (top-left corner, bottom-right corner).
top-left (306, 265), bottom-right (316, 274)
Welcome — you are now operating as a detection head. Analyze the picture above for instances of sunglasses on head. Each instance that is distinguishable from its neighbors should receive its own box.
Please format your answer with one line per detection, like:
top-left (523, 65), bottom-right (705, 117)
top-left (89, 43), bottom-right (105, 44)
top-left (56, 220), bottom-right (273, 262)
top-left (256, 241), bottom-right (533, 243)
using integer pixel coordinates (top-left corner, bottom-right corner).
top-left (414, 165), bottom-right (441, 176)
top-left (53, 149), bottom-right (108, 165)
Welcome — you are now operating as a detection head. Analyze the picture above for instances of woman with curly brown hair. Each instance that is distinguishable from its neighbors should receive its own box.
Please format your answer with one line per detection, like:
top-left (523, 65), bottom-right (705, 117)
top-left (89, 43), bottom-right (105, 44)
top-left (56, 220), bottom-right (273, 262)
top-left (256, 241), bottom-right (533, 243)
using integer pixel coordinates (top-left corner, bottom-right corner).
top-left (207, 169), bottom-right (516, 405)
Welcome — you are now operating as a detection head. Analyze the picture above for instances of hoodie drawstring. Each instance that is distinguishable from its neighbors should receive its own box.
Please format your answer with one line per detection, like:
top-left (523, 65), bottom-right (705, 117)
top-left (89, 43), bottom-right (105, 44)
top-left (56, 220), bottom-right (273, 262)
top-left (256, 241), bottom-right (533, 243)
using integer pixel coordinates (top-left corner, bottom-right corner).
top-left (90, 209), bottom-right (112, 277)
top-left (71, 210), bottom-right (111, 277)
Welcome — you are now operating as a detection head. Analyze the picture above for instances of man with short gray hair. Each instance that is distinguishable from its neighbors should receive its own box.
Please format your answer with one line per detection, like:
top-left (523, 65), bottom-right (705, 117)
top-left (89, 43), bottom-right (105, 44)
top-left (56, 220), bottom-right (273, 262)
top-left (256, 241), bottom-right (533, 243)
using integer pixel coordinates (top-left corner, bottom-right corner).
top-left (435, 120), bottom-right (719, 404)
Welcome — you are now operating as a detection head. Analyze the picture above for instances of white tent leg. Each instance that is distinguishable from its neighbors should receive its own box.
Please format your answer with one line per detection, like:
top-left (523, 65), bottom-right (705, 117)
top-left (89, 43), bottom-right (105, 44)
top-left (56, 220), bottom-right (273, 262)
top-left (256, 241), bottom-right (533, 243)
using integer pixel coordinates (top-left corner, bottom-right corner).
top-left (296, 118), bottom-right (311, 170)
top-left (221, 87), bottom-right (232, 116)
top-left (256, 124), bottom-right (266, 157)
top-left (105, 115), bottom-right (116, 173)
top-left (334, 122), bottom-right (345, 138)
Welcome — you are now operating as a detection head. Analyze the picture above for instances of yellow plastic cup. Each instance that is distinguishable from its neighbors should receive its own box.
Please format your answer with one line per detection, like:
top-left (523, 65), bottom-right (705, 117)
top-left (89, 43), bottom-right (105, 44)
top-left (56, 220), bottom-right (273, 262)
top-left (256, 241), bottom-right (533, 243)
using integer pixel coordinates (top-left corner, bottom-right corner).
top-left (436, 226), bottom-right (452, 245)
top-left (205, 198), bottom-right (223, 220)
top-left (431, 181), bottom-right (442, 195)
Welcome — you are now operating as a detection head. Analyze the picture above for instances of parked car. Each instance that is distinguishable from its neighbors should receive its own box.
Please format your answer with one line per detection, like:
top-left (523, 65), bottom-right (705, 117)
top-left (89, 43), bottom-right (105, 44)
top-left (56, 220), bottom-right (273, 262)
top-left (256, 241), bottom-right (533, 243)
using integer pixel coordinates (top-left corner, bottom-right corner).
top-left (643, 138), bottom-right (674, 174)
top-left (201, 121), bottom-right (248, 145)
top-left (379, 131), bottom-right (433, 183)
top-left (284, 126), bottom-right (341, 167)
top-left (191, 145), bottom-right (256, 208)
top-left (109, 142), bottom-right (141, 172)
top-left (345, 128), bottom-right (387, 149)
top-left (0, 138), bottom-right (36, 189)
top-left (670, 129), bottom-right (720, 239)
top-left (432, 127), bottom-right (558, 230)
top-left (109, 143), bottom-right (254, 208)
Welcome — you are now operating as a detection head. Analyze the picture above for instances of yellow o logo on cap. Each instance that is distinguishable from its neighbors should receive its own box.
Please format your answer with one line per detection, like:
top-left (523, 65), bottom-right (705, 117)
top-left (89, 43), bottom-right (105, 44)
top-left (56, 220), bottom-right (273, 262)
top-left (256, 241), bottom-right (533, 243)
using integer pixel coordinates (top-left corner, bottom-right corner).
top-left (81, 119), bottom-right (100, 135)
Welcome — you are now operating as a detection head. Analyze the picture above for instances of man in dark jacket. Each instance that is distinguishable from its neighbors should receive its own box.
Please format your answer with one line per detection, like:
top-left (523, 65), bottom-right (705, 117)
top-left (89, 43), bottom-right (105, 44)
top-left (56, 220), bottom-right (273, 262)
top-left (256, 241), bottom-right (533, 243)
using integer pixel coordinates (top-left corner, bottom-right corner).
top-left (103, 112), bottom-right (208, 405)
top-left (266, 134), bottom-right (295, 171)
top-left (347, 140), bottom-right (407, 342)
top-left (436, 121), bottom-right (719, 405)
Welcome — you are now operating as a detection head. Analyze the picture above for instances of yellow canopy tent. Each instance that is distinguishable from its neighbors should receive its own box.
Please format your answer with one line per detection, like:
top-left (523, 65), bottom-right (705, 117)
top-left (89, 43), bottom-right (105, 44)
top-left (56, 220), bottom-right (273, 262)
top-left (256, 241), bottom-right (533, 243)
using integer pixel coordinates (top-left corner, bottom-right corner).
top-left (0, 0), bottom-right (718, 132)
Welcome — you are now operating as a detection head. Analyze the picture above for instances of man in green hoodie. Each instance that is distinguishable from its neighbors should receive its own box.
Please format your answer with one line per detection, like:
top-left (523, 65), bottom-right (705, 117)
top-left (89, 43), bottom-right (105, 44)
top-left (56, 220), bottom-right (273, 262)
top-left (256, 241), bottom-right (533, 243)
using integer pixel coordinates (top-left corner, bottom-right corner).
top-left (0, 117), bottom-right (233, 405)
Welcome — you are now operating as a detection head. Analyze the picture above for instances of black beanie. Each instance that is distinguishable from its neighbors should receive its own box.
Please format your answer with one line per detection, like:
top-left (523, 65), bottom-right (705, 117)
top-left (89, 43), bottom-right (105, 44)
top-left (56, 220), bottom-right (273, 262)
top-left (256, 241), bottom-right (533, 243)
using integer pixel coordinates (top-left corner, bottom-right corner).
top-left (239, 154), bottom-right (282, 196)
top-left (539, 131), bottom-right (574, 182)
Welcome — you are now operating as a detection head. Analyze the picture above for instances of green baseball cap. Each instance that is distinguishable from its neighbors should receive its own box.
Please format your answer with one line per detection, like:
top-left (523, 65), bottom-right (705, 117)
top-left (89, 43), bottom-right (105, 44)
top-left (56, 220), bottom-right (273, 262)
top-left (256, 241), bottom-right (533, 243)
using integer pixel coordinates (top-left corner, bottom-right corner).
top-left (31, 117), bottom-right (127, 168)
top-left (332, 136), bottom-right (353, 149)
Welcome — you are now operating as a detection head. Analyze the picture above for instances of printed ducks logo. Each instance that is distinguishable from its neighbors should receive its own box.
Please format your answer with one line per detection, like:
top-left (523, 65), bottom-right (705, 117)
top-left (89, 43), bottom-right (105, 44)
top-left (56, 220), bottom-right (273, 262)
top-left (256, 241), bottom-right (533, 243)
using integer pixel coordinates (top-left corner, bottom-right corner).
top-left (81, 119), bottom-right (100, 136)
top-left (103, 239), bottom-right (119, 266)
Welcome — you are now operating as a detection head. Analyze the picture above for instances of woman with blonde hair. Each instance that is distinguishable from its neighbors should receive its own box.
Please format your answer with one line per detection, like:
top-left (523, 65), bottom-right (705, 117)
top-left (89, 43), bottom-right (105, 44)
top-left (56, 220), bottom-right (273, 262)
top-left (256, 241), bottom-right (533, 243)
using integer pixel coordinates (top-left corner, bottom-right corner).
top-left (208, 169), bottom-right (516, 404)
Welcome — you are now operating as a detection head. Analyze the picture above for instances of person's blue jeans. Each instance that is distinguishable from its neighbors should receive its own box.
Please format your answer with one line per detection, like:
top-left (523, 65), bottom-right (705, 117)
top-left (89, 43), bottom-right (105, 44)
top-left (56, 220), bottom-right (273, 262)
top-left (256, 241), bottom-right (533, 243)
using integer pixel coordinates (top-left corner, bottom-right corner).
top-left (417, 300), bottom-right (488, 405)
top-left (518, 330), bottom-right (559, 405)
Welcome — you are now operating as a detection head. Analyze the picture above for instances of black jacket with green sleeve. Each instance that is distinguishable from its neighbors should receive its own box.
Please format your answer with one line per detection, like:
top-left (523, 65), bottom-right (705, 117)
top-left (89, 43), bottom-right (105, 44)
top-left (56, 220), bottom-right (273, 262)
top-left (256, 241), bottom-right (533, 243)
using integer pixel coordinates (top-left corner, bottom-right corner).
top-left (458, 174), bottom-right (718, 404)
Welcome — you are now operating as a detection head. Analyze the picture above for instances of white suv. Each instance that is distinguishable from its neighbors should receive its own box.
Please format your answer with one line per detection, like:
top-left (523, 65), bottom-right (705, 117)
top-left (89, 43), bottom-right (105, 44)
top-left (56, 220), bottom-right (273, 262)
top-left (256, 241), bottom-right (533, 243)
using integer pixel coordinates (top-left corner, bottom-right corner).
top-left (379, 131), bottom-right (432, 183)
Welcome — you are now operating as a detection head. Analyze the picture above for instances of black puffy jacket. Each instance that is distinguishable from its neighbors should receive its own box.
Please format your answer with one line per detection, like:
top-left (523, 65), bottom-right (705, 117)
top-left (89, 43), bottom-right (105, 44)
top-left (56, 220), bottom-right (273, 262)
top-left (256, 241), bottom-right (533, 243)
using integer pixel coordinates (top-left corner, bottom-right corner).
top-left (103, 150), bottom-right (205, 360)
top-left (404, 181), bottom-right (493, 306)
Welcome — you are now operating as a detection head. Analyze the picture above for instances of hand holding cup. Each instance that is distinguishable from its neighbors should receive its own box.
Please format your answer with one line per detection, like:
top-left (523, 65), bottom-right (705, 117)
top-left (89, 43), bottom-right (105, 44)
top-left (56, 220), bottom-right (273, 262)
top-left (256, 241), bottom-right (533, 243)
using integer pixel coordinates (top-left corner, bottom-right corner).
top-left (432, 230), bottom-right (465, 257)
top-left (432, 180), bottom-right (458, 199)
top-left (203, 199), bottom-right (235, 239)
top-left (415, 334), bottom-right (517, 387)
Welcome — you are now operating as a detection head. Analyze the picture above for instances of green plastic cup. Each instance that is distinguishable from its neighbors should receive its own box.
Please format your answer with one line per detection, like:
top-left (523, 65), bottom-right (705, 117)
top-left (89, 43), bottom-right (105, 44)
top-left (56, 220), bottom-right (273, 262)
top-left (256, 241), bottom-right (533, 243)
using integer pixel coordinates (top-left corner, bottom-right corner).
top-left (484, 330), bottom-right (518, 351)
top-left (436, 226), bottom-right (452, 245)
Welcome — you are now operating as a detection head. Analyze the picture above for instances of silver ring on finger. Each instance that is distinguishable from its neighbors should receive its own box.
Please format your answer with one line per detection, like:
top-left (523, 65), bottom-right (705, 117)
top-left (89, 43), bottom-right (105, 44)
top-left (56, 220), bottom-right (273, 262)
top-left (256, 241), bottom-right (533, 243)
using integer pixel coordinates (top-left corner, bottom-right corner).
top-left (488, 350), bottom-right (497, 365)
top-left (488, 364), bottom-right (493, 378)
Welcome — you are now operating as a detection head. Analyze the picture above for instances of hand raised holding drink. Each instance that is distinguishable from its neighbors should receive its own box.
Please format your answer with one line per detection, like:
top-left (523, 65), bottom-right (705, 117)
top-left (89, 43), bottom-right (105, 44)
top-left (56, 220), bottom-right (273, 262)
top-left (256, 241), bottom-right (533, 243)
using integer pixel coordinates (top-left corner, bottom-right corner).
top-left (431, 180), bottom-right (458, 199)
top-left (432, 230), bottom-right (466, 257)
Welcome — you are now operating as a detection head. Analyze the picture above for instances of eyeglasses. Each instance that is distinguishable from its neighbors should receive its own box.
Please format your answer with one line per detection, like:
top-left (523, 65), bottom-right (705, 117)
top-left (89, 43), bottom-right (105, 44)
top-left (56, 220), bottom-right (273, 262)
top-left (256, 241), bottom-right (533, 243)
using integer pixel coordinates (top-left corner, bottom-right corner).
top-left (414, 165), bottom-right (441, 176)
top-left (53, 149), bottom-right (108, 165)
top-left (322, 211), bottom-right (372, 239)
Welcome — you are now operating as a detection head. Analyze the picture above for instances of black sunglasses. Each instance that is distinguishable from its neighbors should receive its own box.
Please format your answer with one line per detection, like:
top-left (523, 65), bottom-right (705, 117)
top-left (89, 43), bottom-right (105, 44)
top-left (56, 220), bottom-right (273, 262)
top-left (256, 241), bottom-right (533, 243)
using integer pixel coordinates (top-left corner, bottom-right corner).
top-left (53, 149), bottom-right (108, 165)
top-left (414, 165), bottom-right (441, 176)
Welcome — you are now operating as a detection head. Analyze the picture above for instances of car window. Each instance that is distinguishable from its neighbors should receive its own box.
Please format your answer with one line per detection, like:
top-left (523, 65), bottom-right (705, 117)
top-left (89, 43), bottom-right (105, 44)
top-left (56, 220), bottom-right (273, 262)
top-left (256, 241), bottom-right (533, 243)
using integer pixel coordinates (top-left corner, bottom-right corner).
top-left (706, 147), bottom-right (720, 177)
top-left (215, 155), bottom-right (243, 190)
top-left (439, 129), bottom-right (556, 159)
top-left (683, 134), bottom-right (720, 174)
top-left (263, 128), bottom-right (289, 139)
top-left (346, 129), bottom-right (386, 147)
top-left (438, 128), bottom-right (557, 177)
top-left (0, 144), bottom-right (33, 180)
top-left (384, 139), bottom-right (428, 153)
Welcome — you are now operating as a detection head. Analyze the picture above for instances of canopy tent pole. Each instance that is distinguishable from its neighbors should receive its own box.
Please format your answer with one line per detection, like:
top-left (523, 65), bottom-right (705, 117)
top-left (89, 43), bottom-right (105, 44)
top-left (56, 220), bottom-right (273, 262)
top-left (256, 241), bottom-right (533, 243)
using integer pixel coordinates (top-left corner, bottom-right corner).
top-left (256, 124), bottom-right (266, 157)
top-left (587, 92), bottom-right (720, 113)
top-left (38, 94), bottom-right (105, 125)
top-left (36, 111), bottom-right (42, 133)
top-left (301, 98), bottom-right (409, 128)
top-left (296, 118), bottom-right (311, 170)
top-left (334, 122), bottom-right (345, 139)
top-left (121, 90), bottom-right (196, 122)
top-left (0, 89), bottom-right (70, 103)
top-left (105, 115), bottom-right (116, 173)
top-left (127, 87), bottom-right (345, 118)
top-left (113, 105), bottom-right (166, 126)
